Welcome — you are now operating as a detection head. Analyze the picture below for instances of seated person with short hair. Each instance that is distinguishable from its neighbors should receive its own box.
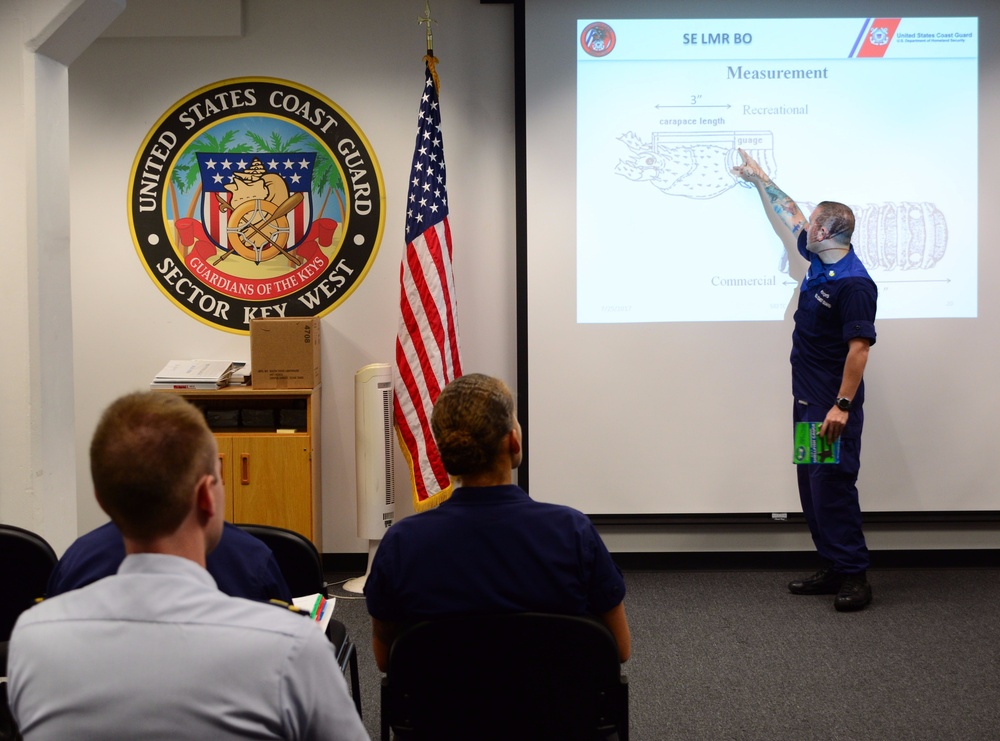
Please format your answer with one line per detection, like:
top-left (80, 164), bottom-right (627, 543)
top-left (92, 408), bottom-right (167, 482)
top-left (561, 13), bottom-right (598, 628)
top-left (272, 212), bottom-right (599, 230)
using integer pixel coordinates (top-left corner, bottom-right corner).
top-left (8, 391), bottom-right (368, 741)
top-left (47, 520), bottom-right (292, 603)
top-left (364, 373), bottom-right (631, 670)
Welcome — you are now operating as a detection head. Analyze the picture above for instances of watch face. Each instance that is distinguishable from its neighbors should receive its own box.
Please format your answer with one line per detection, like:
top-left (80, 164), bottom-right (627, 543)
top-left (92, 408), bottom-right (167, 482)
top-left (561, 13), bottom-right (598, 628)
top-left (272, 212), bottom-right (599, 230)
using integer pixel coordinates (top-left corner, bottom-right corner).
top-left (837, 398), bottom-right (851, 410)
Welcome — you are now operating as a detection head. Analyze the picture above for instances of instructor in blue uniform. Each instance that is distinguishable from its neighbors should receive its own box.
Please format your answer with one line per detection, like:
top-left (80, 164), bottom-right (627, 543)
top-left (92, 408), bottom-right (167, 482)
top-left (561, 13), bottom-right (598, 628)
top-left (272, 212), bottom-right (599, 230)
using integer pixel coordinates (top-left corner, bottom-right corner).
top-left (733, 148), bottom-right (877, 612)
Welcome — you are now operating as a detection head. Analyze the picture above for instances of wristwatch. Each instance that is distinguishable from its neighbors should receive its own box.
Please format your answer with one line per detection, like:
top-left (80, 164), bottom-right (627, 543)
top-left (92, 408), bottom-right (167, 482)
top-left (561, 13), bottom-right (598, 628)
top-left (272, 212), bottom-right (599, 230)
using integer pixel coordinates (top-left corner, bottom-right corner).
top-left (835, 397), bottom-right (853, 412)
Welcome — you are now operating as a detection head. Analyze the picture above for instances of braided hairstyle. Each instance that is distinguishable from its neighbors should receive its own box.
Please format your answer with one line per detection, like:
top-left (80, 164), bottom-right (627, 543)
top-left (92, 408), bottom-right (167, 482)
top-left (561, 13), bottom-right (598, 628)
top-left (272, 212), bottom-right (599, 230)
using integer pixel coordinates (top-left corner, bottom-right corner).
top-left (431, 374), bottom-right (515, 477)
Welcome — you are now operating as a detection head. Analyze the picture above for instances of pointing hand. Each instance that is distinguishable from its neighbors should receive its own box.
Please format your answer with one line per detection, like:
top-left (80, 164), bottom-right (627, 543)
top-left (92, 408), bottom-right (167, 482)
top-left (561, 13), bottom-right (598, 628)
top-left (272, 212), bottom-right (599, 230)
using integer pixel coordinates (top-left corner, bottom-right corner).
top-left (731, 147), bottom-right (767, 183)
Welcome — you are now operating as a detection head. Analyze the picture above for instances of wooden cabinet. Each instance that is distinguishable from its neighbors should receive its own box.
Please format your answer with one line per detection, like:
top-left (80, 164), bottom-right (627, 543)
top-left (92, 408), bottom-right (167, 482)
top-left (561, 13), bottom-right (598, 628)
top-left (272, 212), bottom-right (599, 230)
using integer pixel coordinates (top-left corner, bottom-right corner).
top-left (164, 387), bottom-right (322, 549)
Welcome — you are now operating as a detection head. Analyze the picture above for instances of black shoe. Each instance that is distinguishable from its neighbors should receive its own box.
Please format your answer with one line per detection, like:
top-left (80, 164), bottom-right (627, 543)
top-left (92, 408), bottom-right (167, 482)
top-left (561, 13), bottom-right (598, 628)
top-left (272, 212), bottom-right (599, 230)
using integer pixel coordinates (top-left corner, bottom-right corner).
top-left (834, 575), bottom-right (872, 612)
top-left (788, 568), bottom-right (843, 595)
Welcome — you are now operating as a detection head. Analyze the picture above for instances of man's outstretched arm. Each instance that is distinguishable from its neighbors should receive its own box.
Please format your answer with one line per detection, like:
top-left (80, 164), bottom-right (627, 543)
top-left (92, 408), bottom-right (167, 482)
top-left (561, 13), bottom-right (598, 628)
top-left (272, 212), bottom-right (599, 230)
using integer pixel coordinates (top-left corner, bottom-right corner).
top-left (731, 147), bottom-right (809, 242)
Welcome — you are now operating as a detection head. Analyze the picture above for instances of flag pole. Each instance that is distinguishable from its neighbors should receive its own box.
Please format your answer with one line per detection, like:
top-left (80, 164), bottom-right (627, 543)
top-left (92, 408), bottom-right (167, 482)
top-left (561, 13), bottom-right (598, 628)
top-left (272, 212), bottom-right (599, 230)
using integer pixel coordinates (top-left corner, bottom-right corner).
top-left (417, 0), bottom-right (440, 90)
top-left (349, 4), bottom-right (448, 594)
top-left (395, 0), bottom-right (463, 514)
top-left (418, 0), bottom-right (435, 53)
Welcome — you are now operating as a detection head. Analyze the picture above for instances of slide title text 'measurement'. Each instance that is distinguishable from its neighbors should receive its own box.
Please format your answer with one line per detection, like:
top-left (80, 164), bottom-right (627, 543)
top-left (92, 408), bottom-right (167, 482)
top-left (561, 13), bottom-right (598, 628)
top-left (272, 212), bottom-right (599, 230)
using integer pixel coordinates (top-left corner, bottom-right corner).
top-left (727, 66), bottom-right (829, 80)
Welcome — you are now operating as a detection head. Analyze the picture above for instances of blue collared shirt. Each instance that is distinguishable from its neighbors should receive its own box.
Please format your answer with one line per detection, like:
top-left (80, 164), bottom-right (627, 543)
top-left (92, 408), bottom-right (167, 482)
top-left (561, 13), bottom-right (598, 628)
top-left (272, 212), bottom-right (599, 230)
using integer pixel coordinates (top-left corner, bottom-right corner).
top-left (46, 521), bottom-right (291, 603)
top-left (791, 230), bottom-right (878, 406)
top-left (365, 484), bottom-right (626, 623)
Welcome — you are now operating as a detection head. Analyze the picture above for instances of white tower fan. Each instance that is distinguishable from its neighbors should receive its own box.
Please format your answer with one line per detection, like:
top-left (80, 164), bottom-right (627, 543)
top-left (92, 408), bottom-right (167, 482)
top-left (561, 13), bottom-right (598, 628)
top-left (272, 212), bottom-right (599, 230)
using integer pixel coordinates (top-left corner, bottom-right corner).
top-left (343, 363), bottom-right (395, 593)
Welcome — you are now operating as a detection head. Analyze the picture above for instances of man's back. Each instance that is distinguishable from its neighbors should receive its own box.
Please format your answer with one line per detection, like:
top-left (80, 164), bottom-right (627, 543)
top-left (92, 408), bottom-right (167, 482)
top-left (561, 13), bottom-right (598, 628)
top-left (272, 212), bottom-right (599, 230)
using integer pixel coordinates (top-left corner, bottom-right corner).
top-left (10, 554), bottom-right (367, 741)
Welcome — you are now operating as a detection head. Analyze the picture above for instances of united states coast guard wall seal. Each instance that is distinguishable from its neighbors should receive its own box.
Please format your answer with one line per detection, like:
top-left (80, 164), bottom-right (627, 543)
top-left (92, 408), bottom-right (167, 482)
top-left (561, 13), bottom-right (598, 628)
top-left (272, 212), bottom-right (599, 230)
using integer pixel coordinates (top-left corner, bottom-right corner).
top-left (128, 77), bottom-right (385, 334)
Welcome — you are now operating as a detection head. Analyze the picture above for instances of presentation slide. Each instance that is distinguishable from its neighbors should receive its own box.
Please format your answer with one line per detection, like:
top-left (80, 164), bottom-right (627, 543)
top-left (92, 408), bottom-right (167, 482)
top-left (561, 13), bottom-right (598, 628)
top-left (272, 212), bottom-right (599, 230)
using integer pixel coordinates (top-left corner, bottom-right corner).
top-left (522, 0), bottom-right (999, 518)
top-left (577, 17), bottom-right (977, 323)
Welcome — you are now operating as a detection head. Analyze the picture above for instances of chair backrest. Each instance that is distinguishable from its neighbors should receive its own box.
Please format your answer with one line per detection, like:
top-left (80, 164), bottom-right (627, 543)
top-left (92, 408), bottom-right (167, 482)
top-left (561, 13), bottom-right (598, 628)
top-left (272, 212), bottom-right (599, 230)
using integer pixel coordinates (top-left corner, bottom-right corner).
top-left (0, 525), bottom-right (58, 642)
top-left (235, 524), bottom-right (326, 598)
top-left (381, 612), bottom-right (629, 741)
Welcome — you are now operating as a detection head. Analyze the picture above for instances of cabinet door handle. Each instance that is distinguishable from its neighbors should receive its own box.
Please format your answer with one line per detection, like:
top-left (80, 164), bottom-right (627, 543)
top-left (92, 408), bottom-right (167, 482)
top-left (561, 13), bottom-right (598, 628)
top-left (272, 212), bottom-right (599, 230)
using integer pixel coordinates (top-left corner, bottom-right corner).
top-left (241, 453), bottom-right (250, 485)
top-left (219, 453), bottom-right (226, 486)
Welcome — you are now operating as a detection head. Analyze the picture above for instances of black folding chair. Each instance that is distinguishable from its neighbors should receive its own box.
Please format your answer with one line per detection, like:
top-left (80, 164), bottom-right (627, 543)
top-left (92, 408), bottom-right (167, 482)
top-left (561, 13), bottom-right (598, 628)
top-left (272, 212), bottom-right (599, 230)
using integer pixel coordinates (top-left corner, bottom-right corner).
top-left (1, 523), bottom-right (56, 741)
top-left (381, 612), bottom-right (629, 741)
top-left (0, 524), bottom-right (57, 646)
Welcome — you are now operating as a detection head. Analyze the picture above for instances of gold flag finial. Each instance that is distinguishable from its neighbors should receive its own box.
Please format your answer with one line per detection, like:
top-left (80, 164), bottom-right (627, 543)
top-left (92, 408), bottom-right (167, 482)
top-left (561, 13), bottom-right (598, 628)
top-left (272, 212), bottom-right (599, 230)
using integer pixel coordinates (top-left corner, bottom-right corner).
top-left (417, 0), bottom-right (437, 53)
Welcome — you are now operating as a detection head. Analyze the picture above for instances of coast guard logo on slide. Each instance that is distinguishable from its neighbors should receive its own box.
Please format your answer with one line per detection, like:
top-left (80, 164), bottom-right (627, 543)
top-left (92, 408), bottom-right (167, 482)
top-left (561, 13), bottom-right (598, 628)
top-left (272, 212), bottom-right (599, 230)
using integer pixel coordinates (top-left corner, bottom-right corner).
top-left (581, 22), bottom-right (616, 57)
top-left (128, 77), bottom-right (385, 334)
top-left (855, 18), bottom-right (901, 58)
top-left (869, 26), bottom-right (890, 46)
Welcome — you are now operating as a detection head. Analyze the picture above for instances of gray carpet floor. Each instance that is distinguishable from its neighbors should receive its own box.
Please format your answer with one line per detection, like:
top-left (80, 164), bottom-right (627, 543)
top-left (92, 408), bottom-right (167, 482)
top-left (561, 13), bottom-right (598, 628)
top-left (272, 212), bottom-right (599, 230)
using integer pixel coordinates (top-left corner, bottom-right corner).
top-left (327, 569), bottom-right (1000, 740)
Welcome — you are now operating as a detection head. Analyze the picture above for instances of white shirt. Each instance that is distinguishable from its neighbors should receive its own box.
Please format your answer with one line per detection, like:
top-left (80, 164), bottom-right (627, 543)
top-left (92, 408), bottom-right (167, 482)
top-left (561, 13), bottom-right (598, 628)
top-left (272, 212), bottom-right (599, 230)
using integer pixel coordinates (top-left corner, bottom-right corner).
top-left (9, 553), bottom-right (369, 741)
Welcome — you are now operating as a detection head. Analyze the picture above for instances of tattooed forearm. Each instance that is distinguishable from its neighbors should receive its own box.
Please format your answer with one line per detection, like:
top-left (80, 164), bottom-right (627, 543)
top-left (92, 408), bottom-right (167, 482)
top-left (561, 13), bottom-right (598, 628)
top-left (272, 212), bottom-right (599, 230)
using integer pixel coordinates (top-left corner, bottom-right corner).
top-left (763, 184), bottom-right (805, 235)
top-left (763, 183), bottom-right (790, 207)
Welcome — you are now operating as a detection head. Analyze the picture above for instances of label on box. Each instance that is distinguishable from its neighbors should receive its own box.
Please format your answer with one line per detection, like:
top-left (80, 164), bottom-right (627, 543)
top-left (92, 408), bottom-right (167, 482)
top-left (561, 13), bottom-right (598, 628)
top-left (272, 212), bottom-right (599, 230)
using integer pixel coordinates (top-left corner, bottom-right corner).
top-left (793, 422), bottom-right (840, 464)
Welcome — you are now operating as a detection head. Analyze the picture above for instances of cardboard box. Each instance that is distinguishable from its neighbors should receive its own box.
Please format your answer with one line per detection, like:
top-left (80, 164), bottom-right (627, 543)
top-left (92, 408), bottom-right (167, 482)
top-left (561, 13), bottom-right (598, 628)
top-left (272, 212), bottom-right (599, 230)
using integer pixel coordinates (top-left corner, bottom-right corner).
top-left (250, 318), bottom-right (321, 389)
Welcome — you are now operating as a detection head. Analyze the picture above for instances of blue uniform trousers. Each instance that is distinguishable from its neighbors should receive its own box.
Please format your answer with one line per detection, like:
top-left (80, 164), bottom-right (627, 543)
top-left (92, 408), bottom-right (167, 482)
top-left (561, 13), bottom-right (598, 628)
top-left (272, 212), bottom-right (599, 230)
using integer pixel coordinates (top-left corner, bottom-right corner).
top-left (793, 399), bottom-right (870, 574)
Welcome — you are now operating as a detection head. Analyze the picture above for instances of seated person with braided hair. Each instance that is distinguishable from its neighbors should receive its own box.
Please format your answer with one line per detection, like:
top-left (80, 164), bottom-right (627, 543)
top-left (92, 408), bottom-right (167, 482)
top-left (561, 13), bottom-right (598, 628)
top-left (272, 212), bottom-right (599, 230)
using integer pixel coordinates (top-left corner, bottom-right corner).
top-left (364, 373), bottom-right (631, 670)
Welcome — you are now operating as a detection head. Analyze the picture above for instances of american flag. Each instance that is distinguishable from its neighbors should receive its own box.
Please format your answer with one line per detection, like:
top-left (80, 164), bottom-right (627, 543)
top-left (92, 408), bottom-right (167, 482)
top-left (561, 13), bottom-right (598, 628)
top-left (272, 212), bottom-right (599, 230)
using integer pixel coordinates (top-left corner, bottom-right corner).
top-left (394, 58), bottom-right (463, 512)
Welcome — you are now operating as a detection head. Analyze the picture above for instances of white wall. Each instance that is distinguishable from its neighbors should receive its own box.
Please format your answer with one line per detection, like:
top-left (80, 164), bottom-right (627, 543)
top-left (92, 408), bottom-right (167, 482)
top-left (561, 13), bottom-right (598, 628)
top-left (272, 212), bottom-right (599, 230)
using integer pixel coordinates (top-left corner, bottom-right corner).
top-left (1, 0), bottom-right (125, 553)
top-left (66, 0), bottom-right (516, 554)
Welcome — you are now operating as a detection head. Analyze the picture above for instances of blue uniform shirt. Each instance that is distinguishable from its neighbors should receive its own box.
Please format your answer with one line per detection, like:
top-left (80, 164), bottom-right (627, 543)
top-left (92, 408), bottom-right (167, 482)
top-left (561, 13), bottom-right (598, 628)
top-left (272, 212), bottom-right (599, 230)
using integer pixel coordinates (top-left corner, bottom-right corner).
top-left (47, 521), bottom-right (292, 603)
top-left (791, 230), bottom-right (878, 406)
top-left (365, 484), bottom-right (626, 623)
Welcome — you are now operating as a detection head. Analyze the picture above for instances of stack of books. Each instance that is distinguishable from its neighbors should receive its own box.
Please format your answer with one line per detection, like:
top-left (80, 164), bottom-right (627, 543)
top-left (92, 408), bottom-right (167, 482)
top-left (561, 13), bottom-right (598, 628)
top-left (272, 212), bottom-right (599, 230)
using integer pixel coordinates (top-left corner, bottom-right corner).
top-left (229, 361), bottom-right (251, 386)
top-left (150, 360), bottom-right (238, 390)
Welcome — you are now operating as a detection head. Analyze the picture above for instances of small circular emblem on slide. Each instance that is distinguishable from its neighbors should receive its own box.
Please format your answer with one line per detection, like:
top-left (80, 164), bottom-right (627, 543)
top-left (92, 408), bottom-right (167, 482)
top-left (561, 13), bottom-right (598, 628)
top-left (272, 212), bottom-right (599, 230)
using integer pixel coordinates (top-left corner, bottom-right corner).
top-left (869, 27), bottom-right (890, 46)
top-left (581, 22), bottom-right (616, 57)
top-left (128, 77), bottom-right (385, 334)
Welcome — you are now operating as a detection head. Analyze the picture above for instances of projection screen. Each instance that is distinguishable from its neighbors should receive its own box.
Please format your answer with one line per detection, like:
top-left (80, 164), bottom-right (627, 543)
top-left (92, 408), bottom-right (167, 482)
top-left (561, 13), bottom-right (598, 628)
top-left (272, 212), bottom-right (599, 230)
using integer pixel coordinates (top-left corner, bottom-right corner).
top-left (520, 0), bottom-right (999, 519)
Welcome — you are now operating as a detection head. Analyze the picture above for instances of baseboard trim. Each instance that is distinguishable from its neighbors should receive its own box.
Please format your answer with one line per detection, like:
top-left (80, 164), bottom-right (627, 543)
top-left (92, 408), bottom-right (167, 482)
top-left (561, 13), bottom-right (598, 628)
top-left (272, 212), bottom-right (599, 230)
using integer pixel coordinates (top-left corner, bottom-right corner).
top-left (322, 550), bottom-right (1000, 573)
top-left (609, 549), bottom-right (1000, 570)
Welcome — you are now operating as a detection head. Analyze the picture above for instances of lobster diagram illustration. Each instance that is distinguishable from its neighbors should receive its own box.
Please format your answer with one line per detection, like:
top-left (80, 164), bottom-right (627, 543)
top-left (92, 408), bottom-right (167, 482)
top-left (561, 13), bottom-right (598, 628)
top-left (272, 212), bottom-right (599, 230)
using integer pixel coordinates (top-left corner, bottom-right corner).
top-left (615, 130), bottom-right (775, 199)
top-left (615, 130), bottom-right (949, 272)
